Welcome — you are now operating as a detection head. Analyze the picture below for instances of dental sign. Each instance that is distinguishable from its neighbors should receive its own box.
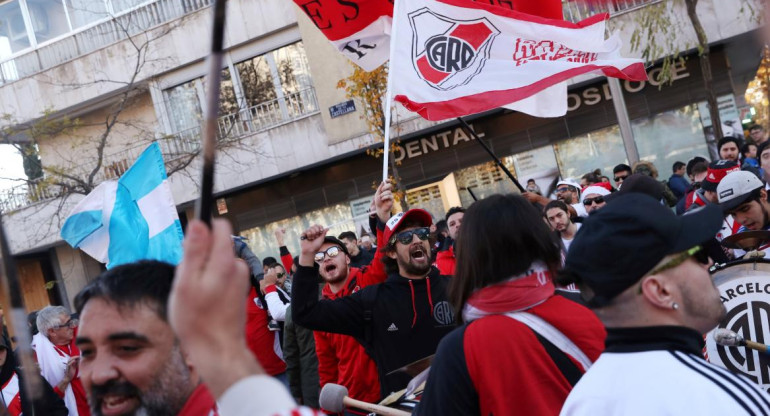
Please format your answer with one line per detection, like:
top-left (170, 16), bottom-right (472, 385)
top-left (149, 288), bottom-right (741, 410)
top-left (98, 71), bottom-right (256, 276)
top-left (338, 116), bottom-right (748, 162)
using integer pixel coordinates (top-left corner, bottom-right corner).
top-left (393, 124), bottom-right (485, 163)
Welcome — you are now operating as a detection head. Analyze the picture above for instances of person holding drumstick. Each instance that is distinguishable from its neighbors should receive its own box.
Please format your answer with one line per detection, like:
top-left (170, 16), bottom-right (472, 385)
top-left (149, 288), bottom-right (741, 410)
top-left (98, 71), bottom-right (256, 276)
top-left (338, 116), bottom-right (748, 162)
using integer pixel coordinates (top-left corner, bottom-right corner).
top-left (559, 193), bottom-right (770, 415)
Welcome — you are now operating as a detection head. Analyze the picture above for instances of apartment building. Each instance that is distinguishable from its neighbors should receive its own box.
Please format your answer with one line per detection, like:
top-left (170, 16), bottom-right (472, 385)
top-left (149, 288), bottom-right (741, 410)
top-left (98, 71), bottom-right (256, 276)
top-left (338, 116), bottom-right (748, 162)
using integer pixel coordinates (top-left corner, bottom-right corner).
top-left (0, 0), bottom-right (763, 308)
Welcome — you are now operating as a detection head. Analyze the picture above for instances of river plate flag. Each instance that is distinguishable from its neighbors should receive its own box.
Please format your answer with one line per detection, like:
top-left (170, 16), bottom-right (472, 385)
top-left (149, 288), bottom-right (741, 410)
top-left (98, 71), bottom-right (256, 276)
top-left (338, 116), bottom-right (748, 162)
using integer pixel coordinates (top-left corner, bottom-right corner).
top-left (391, 0), bottom-right (647, 121)
top-left (60, 142), bottom-right (183, 268)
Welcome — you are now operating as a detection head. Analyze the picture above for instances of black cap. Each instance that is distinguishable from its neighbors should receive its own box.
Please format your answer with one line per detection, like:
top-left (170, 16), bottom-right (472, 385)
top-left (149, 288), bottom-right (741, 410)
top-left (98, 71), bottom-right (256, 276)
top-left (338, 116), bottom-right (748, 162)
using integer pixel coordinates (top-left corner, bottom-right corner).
top-left (604, 174), bottom-right (663, 203)
top-left (563, 193), bottom-right (722, 307)
top-left (322, 236), bottom-right (350, 256)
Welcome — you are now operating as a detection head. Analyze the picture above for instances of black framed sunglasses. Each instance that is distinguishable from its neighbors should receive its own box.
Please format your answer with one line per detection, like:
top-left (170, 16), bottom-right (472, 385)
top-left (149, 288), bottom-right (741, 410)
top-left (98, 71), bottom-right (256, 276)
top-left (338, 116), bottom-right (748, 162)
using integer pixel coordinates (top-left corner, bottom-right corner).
top-left (614, 175), bottom-right (628, 182)
top-left (583, 196), bottom-right (605, 206)
top-left (390, 227), bottom-right (431, 245)
top-left (314, 246), bottom-right (341, 263)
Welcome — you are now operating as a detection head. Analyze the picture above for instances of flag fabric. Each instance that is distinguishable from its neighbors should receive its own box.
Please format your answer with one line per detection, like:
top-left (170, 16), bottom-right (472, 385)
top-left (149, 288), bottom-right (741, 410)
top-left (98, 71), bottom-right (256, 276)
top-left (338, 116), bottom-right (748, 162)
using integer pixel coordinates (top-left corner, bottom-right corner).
top-left (293, 0), bottom-right (564, 71)
top-left (293, 0), bottom-right (394, 71)
top-left (61, 143), bottom-right (183, 268)
top-left (390, 0), bottom-right (648, 121)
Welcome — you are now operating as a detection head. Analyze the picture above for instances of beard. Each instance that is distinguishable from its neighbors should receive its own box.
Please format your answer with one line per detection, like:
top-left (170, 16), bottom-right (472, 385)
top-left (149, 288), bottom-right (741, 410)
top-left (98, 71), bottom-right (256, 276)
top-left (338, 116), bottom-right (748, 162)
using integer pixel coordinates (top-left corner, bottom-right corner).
top-left (396, 243), bottom-right (432, 276)
top-left (680, 279), bottom-right (727, 331)
top-left (319, 261), bottom-right (348, 284)
top-left (89, 346), bottom-right (193, 416)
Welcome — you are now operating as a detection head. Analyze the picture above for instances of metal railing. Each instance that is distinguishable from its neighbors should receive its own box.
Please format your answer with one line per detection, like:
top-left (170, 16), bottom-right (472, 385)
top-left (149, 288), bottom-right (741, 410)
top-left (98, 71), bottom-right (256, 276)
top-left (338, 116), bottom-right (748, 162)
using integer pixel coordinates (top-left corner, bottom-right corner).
top-left (563, 0), bottom-right (660, 22)
top-left (0, 87), bottom-right (320, 213)
top-left (0, 0), bottom-right (213, 85)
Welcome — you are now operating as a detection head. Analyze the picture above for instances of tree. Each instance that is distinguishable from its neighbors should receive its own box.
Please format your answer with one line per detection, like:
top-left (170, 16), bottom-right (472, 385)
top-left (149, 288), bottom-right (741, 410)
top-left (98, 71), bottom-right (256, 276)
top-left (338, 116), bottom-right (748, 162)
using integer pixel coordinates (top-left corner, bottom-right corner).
top-left (337, 63), bottom-right (410, 211)
top-left (623, 0), bottom-right (763, 148)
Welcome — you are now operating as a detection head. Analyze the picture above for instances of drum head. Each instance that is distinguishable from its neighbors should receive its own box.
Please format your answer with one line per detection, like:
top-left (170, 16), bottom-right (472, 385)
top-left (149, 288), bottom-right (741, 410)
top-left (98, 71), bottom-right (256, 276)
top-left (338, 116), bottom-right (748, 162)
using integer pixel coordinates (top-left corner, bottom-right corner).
top-left (705, 259), bottom-right (770, 392)
top-left (721, 230), bottom-right (770, 250)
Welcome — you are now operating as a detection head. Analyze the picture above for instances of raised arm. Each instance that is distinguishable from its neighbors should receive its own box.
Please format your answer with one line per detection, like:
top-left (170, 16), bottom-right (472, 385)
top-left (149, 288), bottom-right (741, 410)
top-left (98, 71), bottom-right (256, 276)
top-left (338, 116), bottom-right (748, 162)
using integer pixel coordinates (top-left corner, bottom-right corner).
top-left (360, 181), bottom-right (394, 286)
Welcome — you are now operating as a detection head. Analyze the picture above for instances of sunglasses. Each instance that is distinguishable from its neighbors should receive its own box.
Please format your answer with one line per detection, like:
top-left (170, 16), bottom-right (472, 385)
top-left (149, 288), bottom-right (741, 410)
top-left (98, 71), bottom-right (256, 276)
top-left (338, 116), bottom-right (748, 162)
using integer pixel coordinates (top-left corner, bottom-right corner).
top-left (647, 246), bottom-right (709, 276)
top-left (390, 227), bottom-right (431, 245)
top-left (276, 272), bottom-right (286, 278)
top-left (314, 246), bottom-right (341, 263)
top-left (54, 318), bottom-right (78, 330)
top-left (583, 196), bottom-right (605, 206)
top-left (555, 187), bottom-right (571, 194)
top-left (614, 175), bottom-right (628, 182)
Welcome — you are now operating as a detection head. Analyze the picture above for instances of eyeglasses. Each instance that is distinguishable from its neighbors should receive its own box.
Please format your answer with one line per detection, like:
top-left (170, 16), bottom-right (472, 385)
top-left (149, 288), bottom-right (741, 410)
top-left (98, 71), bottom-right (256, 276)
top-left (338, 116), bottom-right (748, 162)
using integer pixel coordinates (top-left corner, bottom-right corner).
top-left (556, 187), bottom-right (571, 194)
top-left (390, 227), bottom-right (431, 245)
top-left (583, 196), bottom-right (605, 206)
top-left (647, 246), bottom-right (710, 276)
top-left (314, 246), bottom-right (341, 263)
top-left (614, 175), bottom-right (629, 182)
top-left (54, 318), bottom-right (78, 330)
top-left (276, 272), bottom-right (286, 279)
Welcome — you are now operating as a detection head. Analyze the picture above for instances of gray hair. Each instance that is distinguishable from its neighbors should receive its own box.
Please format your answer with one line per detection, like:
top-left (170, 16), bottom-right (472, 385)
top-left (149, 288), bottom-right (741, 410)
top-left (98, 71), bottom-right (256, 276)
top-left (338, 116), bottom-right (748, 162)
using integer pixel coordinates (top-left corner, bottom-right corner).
top-left (36, 306), bottom-right (70, 335)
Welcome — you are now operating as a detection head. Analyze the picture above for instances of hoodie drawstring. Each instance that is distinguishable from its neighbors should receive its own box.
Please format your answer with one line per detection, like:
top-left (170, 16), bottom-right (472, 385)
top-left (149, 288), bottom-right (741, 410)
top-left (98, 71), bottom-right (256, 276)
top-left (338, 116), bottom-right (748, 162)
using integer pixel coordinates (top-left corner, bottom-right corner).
top-left (426, 276), bottom-right (435, 317)
top-left (409, 280), bottom-right (418, 328)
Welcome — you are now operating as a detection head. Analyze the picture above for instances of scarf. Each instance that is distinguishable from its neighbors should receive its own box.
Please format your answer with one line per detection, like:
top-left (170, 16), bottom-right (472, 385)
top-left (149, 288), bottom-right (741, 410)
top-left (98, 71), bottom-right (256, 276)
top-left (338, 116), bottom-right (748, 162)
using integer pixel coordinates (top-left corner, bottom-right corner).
top-left (31, 332), bottom-right (79, 416)
top-left (462, 261), bottom-right (555, 322)
top-left (1, 371), bottom-right (21, 416)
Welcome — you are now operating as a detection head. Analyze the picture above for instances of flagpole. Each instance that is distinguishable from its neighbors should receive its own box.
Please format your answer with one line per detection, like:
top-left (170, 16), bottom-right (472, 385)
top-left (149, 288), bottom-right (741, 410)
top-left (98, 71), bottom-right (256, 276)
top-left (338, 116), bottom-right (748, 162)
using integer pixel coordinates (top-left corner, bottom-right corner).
top-left (607, 77), bottom-right (639, 164)
top-left (456, 117), bottom-right (526, 193)
top-left (381, 0), bottom-right (402, 183)
top-left (194, 0), bottom-right (228, 226)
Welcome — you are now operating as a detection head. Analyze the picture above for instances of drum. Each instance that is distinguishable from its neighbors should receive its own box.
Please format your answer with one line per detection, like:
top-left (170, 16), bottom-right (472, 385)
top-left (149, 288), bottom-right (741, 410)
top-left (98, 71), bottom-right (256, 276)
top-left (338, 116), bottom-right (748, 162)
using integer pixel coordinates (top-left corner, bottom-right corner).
top-left (705, 259), bottom-right (770, 393)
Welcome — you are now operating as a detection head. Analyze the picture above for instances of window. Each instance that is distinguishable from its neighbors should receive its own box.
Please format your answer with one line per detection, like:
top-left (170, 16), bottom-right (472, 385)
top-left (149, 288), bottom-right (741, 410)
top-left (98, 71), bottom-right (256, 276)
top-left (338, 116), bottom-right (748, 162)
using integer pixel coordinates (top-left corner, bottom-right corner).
top-left (66, 0), bottom-right (109, 29)
top-left (163, 68), bottom-right (238, 135)
top-left (0, 1), bottom-right (32, 57)
top-left (26, 0), bottom-right (70, 42)
top-left (633, 104), bottom-right (708, 176)
top-left (554, 125), bottom-right (628, 179)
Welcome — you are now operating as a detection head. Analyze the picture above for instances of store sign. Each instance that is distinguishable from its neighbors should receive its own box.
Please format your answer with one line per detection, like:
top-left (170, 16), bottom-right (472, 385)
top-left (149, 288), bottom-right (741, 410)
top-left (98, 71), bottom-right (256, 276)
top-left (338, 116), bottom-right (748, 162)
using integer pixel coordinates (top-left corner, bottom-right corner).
top-left (329, 100), bottom-right (356, 118)
top-left (393, 124), bottom-right (485, 163)
top-left (567, 62), bottom-right (691, 112)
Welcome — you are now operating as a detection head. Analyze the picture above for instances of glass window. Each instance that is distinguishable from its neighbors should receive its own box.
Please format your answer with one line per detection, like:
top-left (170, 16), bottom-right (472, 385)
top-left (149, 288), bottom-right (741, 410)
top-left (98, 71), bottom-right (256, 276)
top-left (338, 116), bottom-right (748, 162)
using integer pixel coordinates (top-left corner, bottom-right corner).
top-left (454, 161), bottom-right (518, 208)
top-left (240, 203), bottom-right (355, 267)
top-left (110, 0), bottom-right (147, 14)
top-left (554, 125), bottom-right (628, 180)
top-left (633, 104), bottom-right (708, 179)
top-left (164, 80), bottom-right (202, 134)
top-left (406, 184), bottom-right (446, 221)
top-left (273, 42), bottom-right (312, 96)
top-left (0, 1), bottom-right (32, 56)
top-left (66, 0), bottom-right (109, 29)
top-left (236, 55), bottom-right (277, 108)
top-left (26, 0), bottom-right (70, 42)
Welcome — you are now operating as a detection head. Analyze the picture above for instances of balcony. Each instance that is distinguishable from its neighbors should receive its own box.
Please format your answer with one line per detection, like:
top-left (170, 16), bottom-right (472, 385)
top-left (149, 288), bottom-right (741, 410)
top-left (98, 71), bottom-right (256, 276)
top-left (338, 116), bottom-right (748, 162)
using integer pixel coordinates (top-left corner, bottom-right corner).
top-left (563, 0), bottom-right (661, 22)
top-left (0, 0), bottom-right (213, 86)
top-left (0, 87), bottom-right (320, 213)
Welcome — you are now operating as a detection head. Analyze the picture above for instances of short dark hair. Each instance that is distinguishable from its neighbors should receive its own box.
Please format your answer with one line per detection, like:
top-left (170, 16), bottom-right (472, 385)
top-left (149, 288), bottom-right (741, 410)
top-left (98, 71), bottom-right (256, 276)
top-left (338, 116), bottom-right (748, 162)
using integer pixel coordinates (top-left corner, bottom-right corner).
top-left (527, 179), bottom-right (536, 183)
top-left (434, 219), bottom-right (448, 234)
top-left (581, 170), bottom-right (602, 185)
top-left (74, 260), bottom-right (174, 321)
top-left (338, 231), bottom-right (357, 242)
top-left (445, 206), bottom-right (465, 222)
top-left (544, 199), bottom-right (570, 215)
top-left (718, 137), bottom-right (740, 152)
top-left (742, 143), bottom-right (757, 158)
top-left (613, 164), bottom-right (632, 175)
top-left (263, 257), bottom-right (277, 268)
top-left (686, 157), bottom-right (708, 177)
top-left (750, 124), bottom-right (764, 132)
top-left (758, 140), bottom-right (770, 160)
top-left (450, 195), bottom-right (561, 324)
top-left (672, 161), bottom-right (685, 172)
top-left (691, 161), bottom-right (708, 176)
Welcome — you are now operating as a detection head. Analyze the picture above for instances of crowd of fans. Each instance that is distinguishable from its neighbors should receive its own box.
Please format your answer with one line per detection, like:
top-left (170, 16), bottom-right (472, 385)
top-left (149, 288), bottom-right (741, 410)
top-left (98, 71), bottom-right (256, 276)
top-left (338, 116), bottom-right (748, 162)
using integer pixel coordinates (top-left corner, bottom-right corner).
top-left (3, 125), bottom-right (770, 415)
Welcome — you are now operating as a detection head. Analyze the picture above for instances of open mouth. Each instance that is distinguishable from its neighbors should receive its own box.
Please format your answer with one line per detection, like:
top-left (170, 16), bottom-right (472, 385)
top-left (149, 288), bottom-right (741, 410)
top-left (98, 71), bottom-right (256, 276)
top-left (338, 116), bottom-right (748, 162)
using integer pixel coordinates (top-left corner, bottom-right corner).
top-left (410, 247), bottom-right (427, 262)
top-left (325, 264), bottom-right (338, 274)
top-left (100, 395), bottom-right (139, 416)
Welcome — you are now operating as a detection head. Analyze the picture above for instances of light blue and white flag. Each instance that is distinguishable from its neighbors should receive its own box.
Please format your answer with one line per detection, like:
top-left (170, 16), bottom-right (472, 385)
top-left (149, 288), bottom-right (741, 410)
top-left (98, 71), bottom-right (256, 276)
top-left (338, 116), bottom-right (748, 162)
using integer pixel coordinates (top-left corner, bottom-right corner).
top-left (60, 143), bottom-right (183, 268)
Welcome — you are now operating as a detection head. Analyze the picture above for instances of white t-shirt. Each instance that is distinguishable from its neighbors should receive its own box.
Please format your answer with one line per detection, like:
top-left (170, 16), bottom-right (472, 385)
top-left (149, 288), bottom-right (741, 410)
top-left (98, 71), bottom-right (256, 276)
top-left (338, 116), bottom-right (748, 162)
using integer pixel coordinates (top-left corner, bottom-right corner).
top-left (571, 203), bottom-right (588, 218)
top-left (562, 223), bottom-right (582, 253)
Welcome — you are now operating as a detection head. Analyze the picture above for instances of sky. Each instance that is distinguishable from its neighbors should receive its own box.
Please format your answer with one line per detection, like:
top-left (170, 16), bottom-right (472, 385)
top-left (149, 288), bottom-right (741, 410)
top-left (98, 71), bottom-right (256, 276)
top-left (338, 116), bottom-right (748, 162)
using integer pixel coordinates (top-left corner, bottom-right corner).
top-left (0, 144), bottom-right (26, 192)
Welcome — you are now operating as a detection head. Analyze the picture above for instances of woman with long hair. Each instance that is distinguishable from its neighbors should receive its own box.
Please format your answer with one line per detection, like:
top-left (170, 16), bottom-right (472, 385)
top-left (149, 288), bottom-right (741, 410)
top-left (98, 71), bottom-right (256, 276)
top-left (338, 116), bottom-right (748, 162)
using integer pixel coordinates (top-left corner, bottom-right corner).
top-left (415, 194), bottom-right (606, 415)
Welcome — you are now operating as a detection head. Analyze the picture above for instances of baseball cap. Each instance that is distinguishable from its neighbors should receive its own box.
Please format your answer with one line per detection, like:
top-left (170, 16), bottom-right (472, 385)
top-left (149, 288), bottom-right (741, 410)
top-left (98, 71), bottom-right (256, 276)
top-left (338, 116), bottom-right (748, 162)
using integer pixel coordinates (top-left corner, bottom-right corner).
top-left (718, 170), bottom-right (764, 212)
top-left (604, 174), bottom-right (663, 203)
top-left (563, 193), bottom-right (722, 307)
top-left (556, 179), bottom-right (581, 197)
top-left (701, 160), bottom-right (740, 192)
top-left (383, 209), bottom-right (433, 246)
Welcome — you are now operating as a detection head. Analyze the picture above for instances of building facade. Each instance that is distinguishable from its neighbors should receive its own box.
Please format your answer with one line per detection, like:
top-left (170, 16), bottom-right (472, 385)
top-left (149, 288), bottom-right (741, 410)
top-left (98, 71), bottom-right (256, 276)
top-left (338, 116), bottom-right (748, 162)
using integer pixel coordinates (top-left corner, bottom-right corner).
top-left (0, 0), bottom-right (764, 307)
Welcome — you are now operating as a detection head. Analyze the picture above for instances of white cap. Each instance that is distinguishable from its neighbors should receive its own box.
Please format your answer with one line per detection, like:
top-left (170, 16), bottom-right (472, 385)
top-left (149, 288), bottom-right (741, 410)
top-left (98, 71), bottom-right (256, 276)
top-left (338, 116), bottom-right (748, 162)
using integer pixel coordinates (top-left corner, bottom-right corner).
top-left (717, 170), bottom-right (764, 211)
top-left (580, 186), bottom-right (611, 203)
top-left (556, 179), bottom-right (582, 197)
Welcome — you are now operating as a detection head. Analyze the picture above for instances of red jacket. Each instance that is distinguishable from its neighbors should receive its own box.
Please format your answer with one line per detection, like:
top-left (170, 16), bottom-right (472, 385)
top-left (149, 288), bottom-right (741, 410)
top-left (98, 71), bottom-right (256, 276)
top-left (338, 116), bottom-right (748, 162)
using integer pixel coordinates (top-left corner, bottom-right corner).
top-left (315, 222), bottom-right (388, 409)
top-left (434, 246), bottom-right (456, 276)
top-left (245, 287), bottom-right (286, 376)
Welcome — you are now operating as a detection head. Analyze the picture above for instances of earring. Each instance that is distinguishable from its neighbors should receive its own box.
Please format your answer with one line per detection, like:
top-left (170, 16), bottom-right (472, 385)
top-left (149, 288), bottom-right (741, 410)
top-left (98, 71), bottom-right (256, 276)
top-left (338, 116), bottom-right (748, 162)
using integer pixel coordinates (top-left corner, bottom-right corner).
top-left (672, 302), bottom-right (679, 310)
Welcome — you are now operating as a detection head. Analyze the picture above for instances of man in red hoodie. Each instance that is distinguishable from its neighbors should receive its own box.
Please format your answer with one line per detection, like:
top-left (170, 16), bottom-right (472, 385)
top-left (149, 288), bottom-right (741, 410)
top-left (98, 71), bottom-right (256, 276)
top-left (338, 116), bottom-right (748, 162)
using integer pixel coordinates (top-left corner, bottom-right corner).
top-left (434, 206), bottom-right (464, 276)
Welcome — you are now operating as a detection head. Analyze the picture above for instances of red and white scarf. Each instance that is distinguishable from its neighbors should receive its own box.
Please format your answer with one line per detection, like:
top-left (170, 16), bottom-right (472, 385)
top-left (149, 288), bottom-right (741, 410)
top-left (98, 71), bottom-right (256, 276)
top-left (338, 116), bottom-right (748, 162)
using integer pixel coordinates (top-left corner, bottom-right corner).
top-left (462, 261), bottom-right (554, 322)
top-left (1, 372), bottom-right (22, 416)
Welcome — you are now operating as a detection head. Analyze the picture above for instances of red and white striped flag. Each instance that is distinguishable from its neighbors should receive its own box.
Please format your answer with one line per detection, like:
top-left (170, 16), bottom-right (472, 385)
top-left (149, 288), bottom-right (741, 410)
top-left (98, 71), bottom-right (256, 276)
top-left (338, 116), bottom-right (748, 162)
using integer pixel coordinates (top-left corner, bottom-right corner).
top-left (391, 0), bottom-right (647, 120)
top-left (293, 0), bottom-right (393, 71)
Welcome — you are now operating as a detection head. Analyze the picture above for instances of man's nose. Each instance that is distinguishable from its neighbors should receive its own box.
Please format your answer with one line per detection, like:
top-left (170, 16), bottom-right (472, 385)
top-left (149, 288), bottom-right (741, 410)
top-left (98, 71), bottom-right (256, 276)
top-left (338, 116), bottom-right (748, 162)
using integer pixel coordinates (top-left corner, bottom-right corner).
top-left (83, 354), bottom-right (120, 387)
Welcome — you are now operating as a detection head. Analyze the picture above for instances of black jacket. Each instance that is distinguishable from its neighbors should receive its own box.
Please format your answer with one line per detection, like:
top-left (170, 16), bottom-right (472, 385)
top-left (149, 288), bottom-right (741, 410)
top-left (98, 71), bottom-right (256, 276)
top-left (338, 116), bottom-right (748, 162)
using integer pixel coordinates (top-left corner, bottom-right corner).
top-left (292, 265), bottom-right (456, 397)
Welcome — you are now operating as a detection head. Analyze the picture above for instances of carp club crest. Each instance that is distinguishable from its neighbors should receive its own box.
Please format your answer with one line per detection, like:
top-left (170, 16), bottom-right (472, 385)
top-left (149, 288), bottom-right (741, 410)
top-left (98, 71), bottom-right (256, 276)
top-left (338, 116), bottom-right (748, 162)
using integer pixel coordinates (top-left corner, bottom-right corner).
top-left (408, 8), bottom-right (499, 90)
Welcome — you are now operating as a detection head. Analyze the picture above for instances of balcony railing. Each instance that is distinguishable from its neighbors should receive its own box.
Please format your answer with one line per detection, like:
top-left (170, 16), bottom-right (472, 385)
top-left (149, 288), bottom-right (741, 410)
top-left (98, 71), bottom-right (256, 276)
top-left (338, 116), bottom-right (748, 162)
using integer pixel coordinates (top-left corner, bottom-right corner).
top-left (0, 0), bottom-right (213, 85)
top-left (563, 0), bottom-right (660, 22)
top-left (0, 87), bottom-right (320, 213)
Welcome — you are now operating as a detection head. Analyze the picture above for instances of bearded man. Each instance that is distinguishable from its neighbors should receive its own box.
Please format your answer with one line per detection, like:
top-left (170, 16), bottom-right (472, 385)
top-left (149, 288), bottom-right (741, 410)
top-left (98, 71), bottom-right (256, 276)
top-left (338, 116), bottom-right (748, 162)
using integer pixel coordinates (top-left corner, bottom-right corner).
top-left (292, 208), bottom-right (456, 397)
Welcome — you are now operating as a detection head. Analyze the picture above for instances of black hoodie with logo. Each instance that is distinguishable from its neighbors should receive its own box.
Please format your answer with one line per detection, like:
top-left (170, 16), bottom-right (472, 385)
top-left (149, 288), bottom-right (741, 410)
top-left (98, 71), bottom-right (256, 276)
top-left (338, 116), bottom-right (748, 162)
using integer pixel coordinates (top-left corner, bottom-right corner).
top-left (292, 264), bottom-right (456, 397)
